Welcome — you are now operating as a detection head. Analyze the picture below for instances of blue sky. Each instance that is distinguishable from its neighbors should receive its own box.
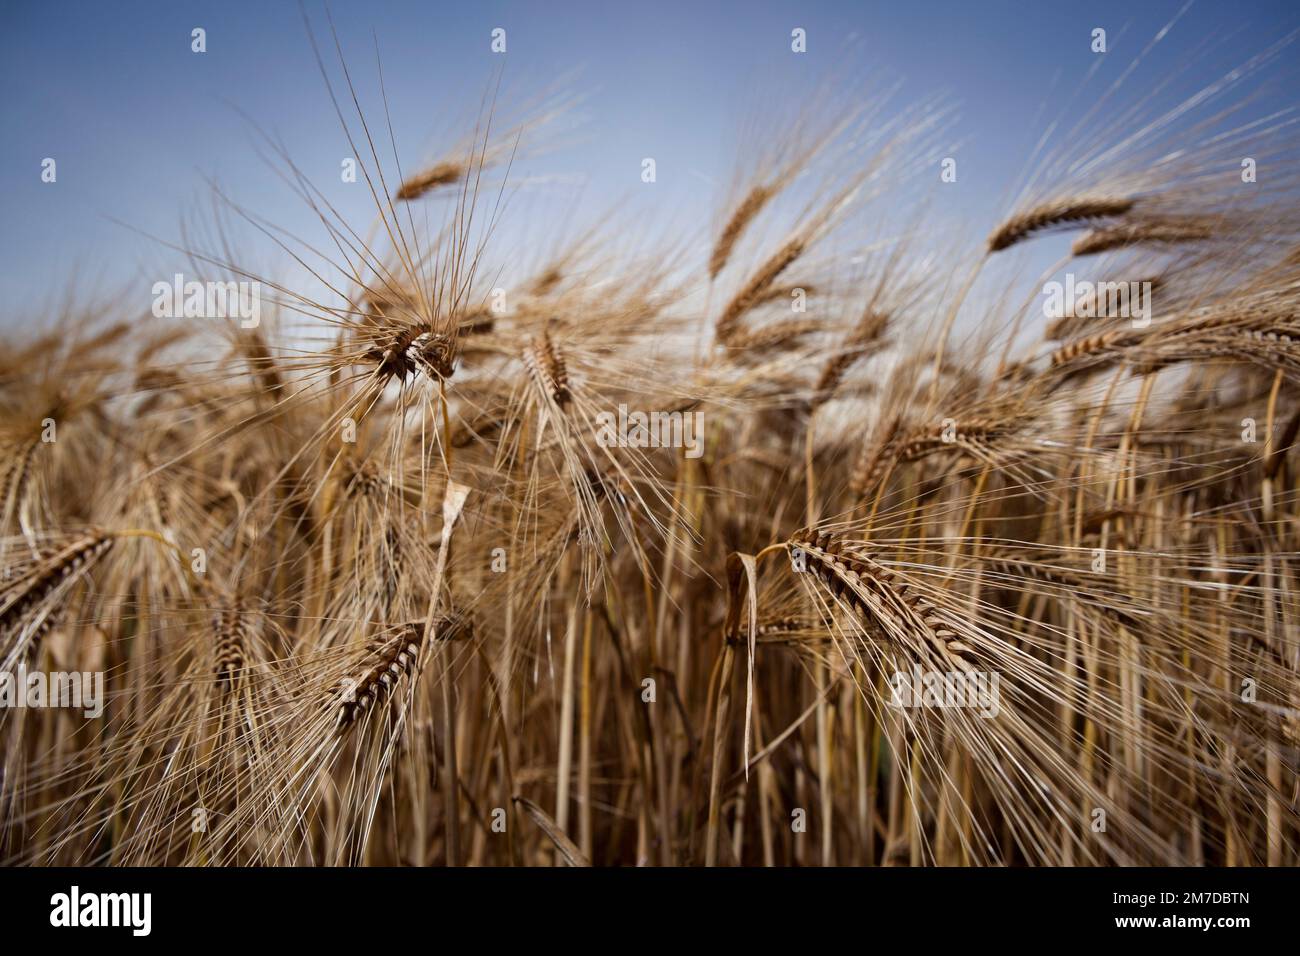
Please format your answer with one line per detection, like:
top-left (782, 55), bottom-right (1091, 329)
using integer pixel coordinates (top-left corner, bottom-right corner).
top-left (2, 0), bottom-right (1297, 320)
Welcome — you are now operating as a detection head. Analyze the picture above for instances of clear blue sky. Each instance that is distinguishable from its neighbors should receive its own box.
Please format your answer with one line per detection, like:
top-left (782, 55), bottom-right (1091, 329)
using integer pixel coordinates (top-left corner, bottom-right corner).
top-left (2, 0), bottom-right (1297, 321)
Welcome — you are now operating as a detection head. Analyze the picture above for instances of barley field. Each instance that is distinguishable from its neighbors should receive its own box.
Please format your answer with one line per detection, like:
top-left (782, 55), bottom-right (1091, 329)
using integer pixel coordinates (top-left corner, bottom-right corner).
top-left (2, 4), bottom-right (1299, 868)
